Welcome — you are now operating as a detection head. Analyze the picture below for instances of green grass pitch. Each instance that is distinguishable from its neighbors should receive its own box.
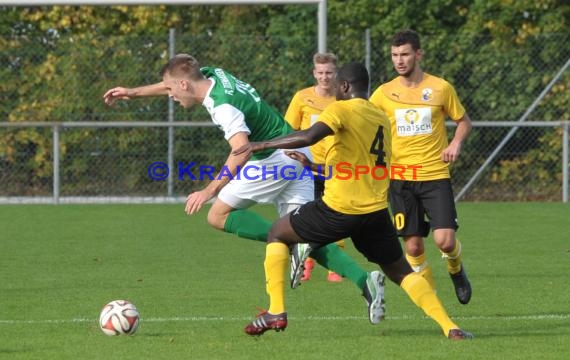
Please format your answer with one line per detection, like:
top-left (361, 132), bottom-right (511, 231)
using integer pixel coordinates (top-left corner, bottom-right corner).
top-left (1, 203), bottom-right (569, 359)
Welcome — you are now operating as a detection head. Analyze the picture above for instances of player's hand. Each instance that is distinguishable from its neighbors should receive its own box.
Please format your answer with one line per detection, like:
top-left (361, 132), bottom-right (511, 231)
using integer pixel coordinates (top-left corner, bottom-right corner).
top-left (103, 87), bottom-right (133, 106)
top-left (441, 142), bottom-right (461, 163)
top-left (285, 151), bottom-right (312, 168)
top-left (185, 190), bottom-right (213, 215)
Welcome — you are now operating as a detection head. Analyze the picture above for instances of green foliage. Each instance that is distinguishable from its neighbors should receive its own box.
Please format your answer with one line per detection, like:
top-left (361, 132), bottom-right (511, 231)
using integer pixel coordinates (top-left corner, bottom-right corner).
top-left (0, 1), bottom-right (568, 199)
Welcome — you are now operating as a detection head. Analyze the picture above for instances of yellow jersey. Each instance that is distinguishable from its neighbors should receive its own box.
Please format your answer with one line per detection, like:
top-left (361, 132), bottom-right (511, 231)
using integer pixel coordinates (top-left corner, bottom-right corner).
top-left (318, 98), bottom-right (392, 215)
top-left (369, 73), bottom-right (465, 181)
top-left (284, 86), bottom-right (335, 164)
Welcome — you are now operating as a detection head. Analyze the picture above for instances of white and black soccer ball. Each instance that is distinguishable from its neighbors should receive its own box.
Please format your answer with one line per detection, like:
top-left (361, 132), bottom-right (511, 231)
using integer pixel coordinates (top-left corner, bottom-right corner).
top-left (99, 300), bottom-right (140, 336)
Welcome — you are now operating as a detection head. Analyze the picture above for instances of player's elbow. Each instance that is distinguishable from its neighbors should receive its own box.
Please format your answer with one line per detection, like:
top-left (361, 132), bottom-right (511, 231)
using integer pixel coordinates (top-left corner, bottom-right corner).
top-left (305, 132), bottom-right (322, 146)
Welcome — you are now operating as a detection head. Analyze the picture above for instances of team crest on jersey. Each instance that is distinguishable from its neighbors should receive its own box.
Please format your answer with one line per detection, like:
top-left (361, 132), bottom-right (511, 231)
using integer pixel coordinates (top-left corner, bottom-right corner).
top-left (422, 88), bottom-right (433, 101)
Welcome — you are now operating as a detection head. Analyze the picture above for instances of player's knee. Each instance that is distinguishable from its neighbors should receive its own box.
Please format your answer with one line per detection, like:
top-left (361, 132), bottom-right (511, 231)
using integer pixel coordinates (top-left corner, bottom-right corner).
top-left (206, 209), bottom-right (226, 231)
top-left (439, 241), bottom-right (455, 253)
top-left (433, 230), bottom-right (456, 252)
top-left (404, 236), bottom-right (424, 255)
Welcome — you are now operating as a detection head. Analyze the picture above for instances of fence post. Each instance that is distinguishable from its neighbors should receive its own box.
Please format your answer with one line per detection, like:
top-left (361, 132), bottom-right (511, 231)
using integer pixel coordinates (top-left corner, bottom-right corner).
top-left (365, 28), bottom-right (371, 94)
top-left (562, 120), bottom-right (570, 203)
top-left (317, 0), bottom-right (327, 53)
top-left (53, 124), bottom-right (60, 204)
top-left (168, 28), bottom-right (176, 197)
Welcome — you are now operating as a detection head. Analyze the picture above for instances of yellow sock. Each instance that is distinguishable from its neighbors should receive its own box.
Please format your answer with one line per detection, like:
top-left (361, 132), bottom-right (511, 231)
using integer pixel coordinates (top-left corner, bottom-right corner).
top-left (405, 252), bottom-right (436, 290)
top-left (265, 242), bottom-right (289, 314)
top-left (443, 240), bottom-right (463, 275)
top-left (400, 273), bottom-right (458, 336)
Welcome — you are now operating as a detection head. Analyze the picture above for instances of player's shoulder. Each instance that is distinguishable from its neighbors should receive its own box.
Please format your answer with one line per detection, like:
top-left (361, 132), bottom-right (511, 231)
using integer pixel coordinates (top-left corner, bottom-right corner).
top-left (330, 98), bottom-right (377, 114)
top-left (201, 66), bottom-right (222, 78)
top-left (370, 77), bottom-right (399, 103)
top-left (203, 67), bottom-right (242, 87)
top-left (296, 86), bottom-right (317, 102)
top-left (423, 73), bottom-right (454, 91)
top-left (297, 87), bottom-right (334, 111)
top-left (297, 86), bottom-right (314, 96)
top-left (364, 99), bottom-right (390, 122)
top-left (289, 86), bottom-right (313, 99)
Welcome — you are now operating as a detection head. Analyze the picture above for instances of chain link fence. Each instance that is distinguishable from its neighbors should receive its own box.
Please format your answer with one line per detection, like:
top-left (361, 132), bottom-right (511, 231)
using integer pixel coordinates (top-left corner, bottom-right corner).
top-left (1, 31), bottom-right (569, 203)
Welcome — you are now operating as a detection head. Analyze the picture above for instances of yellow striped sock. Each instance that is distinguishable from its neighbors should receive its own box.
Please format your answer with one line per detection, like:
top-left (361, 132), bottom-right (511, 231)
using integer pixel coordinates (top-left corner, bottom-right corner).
top-left (444, 240), bottom-right (463, 274)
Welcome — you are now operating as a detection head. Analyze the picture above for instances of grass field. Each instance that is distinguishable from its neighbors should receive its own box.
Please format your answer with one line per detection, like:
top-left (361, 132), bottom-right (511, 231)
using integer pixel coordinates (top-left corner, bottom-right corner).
top-left (1, 203), bottom-right (569, 360)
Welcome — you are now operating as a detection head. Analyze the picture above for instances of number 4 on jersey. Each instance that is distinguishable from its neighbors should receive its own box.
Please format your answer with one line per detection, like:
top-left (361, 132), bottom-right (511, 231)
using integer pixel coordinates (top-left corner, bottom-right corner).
top-left (369, 126), bottom-right (387, 167)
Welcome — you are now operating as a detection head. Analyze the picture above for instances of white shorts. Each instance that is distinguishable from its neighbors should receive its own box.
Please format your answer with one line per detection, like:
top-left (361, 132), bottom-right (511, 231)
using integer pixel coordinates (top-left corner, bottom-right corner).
top-left (217, 148), bottom-right (314, 210)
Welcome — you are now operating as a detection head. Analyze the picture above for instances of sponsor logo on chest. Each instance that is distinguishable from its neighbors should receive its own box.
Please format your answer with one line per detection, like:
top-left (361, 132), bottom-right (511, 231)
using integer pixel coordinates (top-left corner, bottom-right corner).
top-left (394, 107), bottom-right (433, 136)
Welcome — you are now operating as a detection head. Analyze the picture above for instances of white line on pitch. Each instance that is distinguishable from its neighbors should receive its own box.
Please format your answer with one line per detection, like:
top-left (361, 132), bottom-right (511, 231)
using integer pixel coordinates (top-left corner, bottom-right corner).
top-left (0, 313), bottom-right (568, 324)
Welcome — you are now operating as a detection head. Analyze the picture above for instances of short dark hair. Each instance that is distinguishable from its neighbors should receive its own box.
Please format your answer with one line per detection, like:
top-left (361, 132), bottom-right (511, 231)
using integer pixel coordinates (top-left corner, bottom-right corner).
top-left (337, 62), bottom-right (369, 92)
top-left (160, 53), bottom-right (202, 79)
top-left (392, 29), bottom-right (421, 51)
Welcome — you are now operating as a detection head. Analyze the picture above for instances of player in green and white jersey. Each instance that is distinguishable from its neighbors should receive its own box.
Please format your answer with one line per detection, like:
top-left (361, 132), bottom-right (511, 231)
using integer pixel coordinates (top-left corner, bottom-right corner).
top-left (103, 54), bottom-right (385, 324)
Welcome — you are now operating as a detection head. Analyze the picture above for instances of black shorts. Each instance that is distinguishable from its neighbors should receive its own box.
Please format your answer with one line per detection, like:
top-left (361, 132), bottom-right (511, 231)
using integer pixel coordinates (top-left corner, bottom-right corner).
top-left (289, 198), bottom-right (403, 266)
top-left (389, 179), bottom-right (458, 237)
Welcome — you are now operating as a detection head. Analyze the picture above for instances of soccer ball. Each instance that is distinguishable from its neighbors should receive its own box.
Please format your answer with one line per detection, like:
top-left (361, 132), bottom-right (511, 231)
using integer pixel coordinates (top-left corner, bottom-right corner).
top-left (99, 300), bottom-right (140, 336)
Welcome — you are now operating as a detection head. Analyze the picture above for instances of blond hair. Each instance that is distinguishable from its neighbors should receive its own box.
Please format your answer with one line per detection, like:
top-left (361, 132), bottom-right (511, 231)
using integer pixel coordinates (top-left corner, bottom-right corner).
top-left (313, 52), bottom-right (338, 66)
top-left (160, 53), bottom-right (203, 80)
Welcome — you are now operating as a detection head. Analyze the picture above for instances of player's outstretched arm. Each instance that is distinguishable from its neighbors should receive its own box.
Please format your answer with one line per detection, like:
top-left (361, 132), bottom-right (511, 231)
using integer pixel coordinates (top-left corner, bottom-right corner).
top-left (103, 82), bottom-right (169, 105)
top-left (232, 122), bottom-right (333, 156)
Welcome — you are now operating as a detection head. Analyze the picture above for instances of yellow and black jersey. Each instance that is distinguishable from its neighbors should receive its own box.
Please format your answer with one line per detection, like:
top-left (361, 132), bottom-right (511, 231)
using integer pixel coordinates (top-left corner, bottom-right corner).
top-left (284, 86), bottom-right (335, 164)
top-left (318, 98), bottom-right (392, 215)
top-left (370, 73), bottom-right (465, 181)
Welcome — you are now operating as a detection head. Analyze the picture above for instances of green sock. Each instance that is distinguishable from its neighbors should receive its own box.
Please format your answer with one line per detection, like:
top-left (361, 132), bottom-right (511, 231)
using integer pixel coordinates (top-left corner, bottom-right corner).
top-left (311, 243), bottom-right (368, 290)
top-left (223, 209), bottom-right (272, 242)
